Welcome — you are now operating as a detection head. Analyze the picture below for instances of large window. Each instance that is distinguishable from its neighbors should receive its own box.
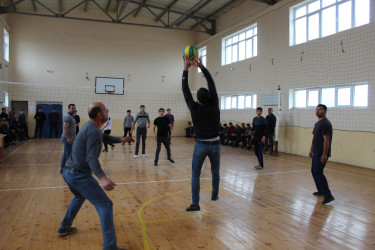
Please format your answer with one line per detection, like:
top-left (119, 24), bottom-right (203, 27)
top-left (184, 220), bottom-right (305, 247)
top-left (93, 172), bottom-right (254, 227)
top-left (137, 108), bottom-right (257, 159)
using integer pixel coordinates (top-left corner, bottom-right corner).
top-left (290, 83), bottom-right (368, 108)
top-left (221, 94), bottom-right (257, 110)
top-left (222, 24), bottom-right (257, 65)
top-left (290, 0), bottom-right (370, 45)
top-left (3, 29), bottom-right (9, 62)
top-left (198, 46), bottom-right (207, 73)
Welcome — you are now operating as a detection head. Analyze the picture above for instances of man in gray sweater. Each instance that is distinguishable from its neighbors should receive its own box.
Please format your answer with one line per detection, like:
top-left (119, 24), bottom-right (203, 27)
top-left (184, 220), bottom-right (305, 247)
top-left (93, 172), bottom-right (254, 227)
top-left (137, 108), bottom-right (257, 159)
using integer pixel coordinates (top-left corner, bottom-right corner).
top-left (132, 105), bottom-right (150, 158)
top-left (123, 110), bottom-right (134, 145)
top-left (57, 102), bottom-right (133, 250)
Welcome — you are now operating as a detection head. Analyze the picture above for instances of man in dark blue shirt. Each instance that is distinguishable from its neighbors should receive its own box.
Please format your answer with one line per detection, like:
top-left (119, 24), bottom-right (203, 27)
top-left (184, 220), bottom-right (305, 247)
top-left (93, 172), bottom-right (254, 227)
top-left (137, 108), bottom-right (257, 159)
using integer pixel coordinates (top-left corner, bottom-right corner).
top-left (57, 102), bottom-right (132, 250)
top-left (309, 104), bottom-right (334, 205)
top-left (182, 56), bottom-right (221, 212)
top-left (251, 107), bottom-right (268, 169)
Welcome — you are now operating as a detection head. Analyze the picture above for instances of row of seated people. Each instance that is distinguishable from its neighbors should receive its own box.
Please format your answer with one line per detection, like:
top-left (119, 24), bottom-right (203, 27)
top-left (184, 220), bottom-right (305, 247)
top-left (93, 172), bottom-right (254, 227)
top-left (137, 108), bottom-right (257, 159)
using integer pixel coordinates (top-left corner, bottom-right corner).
top-left (219, 122), bottom-right (253, 149)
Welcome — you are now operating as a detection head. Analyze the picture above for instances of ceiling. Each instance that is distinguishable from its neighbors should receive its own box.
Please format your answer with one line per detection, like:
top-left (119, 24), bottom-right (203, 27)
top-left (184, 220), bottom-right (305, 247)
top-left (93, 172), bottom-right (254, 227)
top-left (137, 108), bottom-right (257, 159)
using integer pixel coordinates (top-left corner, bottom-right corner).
top-left (0, 0), bottom-right (275, 35)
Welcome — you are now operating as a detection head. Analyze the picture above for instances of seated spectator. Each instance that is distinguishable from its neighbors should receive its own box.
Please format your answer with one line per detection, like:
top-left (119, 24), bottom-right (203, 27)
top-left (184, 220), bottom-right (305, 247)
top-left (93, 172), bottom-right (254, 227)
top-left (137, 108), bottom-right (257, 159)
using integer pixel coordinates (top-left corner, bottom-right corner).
top-left (244, 123), bottom-right (252, 149)
top-left (232, 124), bottom-right (243, 147)
top-left (224, 122), bottom-right (235, 145)
top-left (0, 118), bottom-right (14, 147)
top-left (220, 123), bottom-right (228, 144)
top-left (240, 123), bottom-right (247, 148)
top-left (185, 121), bottom-right (194, 137)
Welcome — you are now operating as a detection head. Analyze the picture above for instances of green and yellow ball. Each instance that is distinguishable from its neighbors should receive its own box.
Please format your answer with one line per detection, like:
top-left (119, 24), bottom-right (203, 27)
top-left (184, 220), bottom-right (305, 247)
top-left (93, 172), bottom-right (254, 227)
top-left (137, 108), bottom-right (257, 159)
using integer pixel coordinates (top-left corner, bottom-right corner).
top-left (183, 44), bottom-right (198, 61)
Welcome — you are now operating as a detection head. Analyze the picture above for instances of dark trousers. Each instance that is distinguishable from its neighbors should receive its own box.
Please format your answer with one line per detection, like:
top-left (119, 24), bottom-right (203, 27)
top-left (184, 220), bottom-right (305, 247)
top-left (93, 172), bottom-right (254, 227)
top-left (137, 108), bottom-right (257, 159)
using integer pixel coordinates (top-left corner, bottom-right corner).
top-left (264, 131), bottom-right (274, 153)
top-left (311, 155), bottom-right (332, 197)
top-left (154, 136), bottom-right (171, 163)
top-left (50, 122), bottom-right (58, 138)
top-left (254, 140), bottom-right (264, 167)
top-left (34, 122), bottom-right (44, 138)
top-left (135, 127), bottom-right (147, 155)
top-left (21, 125), bottom-right (29, 139)
top-left (103, 130), bottom-right (114, 151)
top-left (123, 127), bottom-right (132, 144)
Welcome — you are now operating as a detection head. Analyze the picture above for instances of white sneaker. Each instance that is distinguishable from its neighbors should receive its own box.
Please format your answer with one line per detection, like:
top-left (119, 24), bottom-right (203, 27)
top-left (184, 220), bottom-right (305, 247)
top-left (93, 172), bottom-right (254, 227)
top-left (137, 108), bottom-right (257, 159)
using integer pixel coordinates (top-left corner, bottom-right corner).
top-left (133, 155), bottom-right (138, 159)
top-left (142, 154), bottom-right (148, 158)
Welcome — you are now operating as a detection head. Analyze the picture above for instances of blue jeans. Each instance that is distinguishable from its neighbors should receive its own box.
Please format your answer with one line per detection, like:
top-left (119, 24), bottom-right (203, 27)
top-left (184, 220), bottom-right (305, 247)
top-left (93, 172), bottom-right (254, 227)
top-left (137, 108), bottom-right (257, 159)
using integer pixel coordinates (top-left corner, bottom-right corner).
top-left (60, 169), bottom-right (117, 249)
top-left (311, 155), bottom-right (332, 197)
top-left (191, 142), bottom-right (221, 205)
top-left (61, 136), bottom-right (72, 173)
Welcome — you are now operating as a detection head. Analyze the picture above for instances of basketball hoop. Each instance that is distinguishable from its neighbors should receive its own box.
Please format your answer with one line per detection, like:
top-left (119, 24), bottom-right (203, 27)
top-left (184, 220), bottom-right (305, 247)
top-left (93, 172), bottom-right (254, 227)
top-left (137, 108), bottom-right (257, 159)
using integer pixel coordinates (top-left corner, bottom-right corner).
top-left (106, 91), bottom-right (114, 95)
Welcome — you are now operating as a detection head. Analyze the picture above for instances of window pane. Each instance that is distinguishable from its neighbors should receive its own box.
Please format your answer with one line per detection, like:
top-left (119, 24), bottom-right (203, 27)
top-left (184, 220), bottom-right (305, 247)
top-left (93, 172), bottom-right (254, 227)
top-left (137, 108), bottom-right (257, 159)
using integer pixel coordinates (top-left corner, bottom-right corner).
top-left (308, 13), bottom-right (320, 40)
top-left (253, 36), bottom-right (257, 57)
top-left (337, 87), bottom-right (351, 105)
top-left (338, 1), bottom-right (352, 32)
top-left (295, 6), bottom-right (306, 18)
top-left (239, 32), bottom-right (246, 41)
top-left (3, 29), bottom-right (9, 62)
top-left (308, 0), bottom-right (320, 13)
top-left (246, 30), bottom-right (253, 38)
top-left (232, 44), bottom-right (238, 62)
top-left (225, 97), bottom-right (231, 109)
top-left (354, 85), bottom-right (368, 107)
top-left (322, 0), bottom-right (336, 8)
top-left (238, 96), bottom-right (245, 109)
top-left (321, 88), bottom-right (335, 107)
top-left (355, 0), bottom-right (370, 27)
top-left (226, 46), bottom-right (232, 64)
top-left (253, 95), bottom-right (257, 108)
top-left (231, 96), bottom-right (237, 109)
top-left (239, 41), bottom-right (245, 61)
top-left (295, 90), bottom-right (307, 108)
top-left (322, 6), bottom-right (336, 37)
top-left (226, 38), bottom-right (232, 46)
top-left (233, 35), bottom-right (238, 43)
top-left (221, 96), bottom-right (225, 109)
top-left (295, 17), bottom-right (307, 44)
top-left (246, 39), bottom-right (253, 58)
top-left (253, 27), bottom-right (257, 35)
top-left (245, 96), bottom-right (252, 108)
top-left (308, 90), bottom-right (319, 106)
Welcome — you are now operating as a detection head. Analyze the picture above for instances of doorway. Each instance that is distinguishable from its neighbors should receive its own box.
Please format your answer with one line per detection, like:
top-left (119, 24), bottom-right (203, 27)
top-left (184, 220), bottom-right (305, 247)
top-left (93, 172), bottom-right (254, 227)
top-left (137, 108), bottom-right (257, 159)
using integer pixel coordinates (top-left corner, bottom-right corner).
top-left (36, 103), bottom-right (63, 138)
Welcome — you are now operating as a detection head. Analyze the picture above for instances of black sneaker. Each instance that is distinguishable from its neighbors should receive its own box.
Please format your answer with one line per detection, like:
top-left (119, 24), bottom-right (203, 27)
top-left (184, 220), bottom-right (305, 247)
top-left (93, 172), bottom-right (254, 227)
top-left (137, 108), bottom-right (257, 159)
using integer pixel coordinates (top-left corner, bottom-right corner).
top-left (154, 162), bottom-right (158, 166)
top-left (186, 204), bottom-right (200, 212)
top-left (57, 227), bottom-right (77, 236)
top-left (211, 196), bottom-right (219, 201)
top-left (168, 158), bottom-right (174, 163)
top-left (322, 195), bottom-right (335, 205)
top-left (313, 192), bottom-right (324, 196)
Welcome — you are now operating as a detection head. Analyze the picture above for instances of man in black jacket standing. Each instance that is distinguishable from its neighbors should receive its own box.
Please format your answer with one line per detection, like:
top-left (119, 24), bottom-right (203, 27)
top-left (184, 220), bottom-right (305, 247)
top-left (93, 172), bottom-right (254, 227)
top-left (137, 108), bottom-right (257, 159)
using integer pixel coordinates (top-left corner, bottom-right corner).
top-left (49, 108), bottom-right (60, 138)
top-left (18, 109), bottom-right (30, 139)
top-left (265, 108), bottom-right (276, 154)
top-left (34, 107), bottom-right (46, 138)
top-left (182, 56), bottom-right (221, 212)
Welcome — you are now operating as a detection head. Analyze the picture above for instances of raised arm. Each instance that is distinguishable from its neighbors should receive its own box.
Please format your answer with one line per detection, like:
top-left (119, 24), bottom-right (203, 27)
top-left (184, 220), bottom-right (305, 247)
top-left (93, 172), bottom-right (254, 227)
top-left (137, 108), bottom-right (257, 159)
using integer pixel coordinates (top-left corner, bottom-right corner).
top-left (195, 57), bottom-right (218, 104)
top-left (182, 56), bottom-right (195, 108)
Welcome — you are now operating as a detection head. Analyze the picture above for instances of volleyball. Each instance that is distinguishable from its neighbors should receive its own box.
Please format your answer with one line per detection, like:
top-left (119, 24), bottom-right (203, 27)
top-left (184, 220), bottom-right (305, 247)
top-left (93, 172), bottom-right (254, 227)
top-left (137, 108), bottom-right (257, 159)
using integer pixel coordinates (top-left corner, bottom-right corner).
top-left (183, 44), bottom-right (198, 61)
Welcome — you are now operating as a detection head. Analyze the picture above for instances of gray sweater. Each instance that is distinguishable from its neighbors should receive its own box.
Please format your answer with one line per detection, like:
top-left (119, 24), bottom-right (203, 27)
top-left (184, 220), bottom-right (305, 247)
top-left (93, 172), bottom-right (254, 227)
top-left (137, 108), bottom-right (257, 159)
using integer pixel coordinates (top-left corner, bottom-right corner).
top-left (65, 121), bottom-right (119, 178)
top-left (133, 112), bottom-right (150, 128)
top-left (123, 115), bottom-right (134, 128)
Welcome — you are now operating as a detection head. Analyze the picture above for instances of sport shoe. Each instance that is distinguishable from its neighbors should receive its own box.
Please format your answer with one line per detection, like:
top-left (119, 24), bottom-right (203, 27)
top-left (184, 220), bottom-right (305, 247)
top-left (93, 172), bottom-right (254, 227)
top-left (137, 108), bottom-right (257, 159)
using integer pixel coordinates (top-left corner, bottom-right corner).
top-left (168, 158), bottom-right (174, 163)
top-left (313, 192), bottom-right (324, 196)
top-left (133, 155), bottom-right (138, 159)
top-left (102, 149), bottom-right (108, 152)
top-left (211, 196), bottom-right (219, 201)
top-left (186, 204), bottom-right (200, 212)
top-left (254, 165), bottom-right (263, 169)
top-left (322, 195), bottom-right (335, 205)
top-left (57, 227), bottom-right (77, 236)
top-left (111, 145), bottom-right (115, 151)
top-left (154, 162), bottom-right (158, 166)
top-left (142, 154), bottom-right (148, 158)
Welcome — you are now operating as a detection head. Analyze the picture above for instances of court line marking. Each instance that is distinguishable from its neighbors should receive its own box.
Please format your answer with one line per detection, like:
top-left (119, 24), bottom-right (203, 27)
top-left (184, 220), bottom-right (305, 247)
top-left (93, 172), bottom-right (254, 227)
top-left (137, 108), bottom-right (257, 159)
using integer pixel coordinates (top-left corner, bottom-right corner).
top-left (0, 169), bottom-right (310, 192)
top-left (0, 140), bottom-right (30, 162)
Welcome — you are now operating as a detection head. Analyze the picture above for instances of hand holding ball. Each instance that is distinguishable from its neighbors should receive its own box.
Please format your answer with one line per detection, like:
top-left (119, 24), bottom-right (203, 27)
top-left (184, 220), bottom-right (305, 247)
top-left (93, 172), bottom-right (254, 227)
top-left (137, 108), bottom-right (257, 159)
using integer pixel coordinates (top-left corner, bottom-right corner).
top-left (183, 45), bottom-right (198, 61)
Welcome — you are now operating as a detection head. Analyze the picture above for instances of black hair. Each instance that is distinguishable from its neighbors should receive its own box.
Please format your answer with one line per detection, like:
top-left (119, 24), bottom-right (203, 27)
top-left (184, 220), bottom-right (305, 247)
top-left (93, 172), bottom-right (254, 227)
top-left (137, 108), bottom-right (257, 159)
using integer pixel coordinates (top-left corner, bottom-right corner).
top-left (256, 107), bottom-right (263, 111)
top-left (223, 123), bottom-right (227, 126)
top-left (229, 122), bottom-right (233, 124)
top-left (167, 108), bottom-right (171, 111)
top-left (88, 106), bottom-right (102, 119)
top-left (140, 105), bottom-right (145, 108)
top-left (197, 88), bottom-right (210, 104)
top-left (317, 104), bottom-right (327, 111)
top-left (159, 108), bottom-right (165, 112)
top-left (127, 110), bottom-right (131, 112)
top-left (68, 104), bottom-right (76, 109)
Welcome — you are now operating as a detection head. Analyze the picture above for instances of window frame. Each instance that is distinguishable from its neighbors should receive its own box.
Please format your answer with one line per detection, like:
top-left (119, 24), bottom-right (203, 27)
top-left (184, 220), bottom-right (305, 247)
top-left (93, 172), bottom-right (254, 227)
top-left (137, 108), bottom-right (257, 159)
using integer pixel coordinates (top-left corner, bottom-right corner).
top-left (222, 24), bottom-right (258, 66)
top-left (197, 46), bottom-right (207, 73)
top-left (3, 28), bottom-right (9, 62)
top-left (221, 94), bottom-right (257, 110)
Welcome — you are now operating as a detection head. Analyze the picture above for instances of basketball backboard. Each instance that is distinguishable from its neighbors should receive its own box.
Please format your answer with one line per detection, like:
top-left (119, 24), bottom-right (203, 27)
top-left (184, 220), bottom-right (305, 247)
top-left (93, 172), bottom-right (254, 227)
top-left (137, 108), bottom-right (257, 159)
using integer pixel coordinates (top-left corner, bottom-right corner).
top-left (95, 77), bottom-right (124, 95)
